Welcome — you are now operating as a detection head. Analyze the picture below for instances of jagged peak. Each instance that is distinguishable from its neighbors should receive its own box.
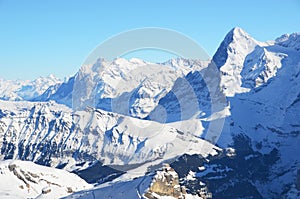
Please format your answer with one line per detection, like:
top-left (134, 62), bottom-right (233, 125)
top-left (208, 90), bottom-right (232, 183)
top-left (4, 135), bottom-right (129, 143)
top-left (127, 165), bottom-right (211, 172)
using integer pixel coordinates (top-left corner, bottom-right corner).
top-left (212, 27), bottom-right (258, 68)
top-left (275, 32), bottom-right (300, 42)
top-left (223, 27), bottom-right (255, 45)
top-left (79, 57), bottom-right (149, 75)
top-left (231, 27), bottom-right (250, 38)
top-left (275, 32), bottom-right (300, 51)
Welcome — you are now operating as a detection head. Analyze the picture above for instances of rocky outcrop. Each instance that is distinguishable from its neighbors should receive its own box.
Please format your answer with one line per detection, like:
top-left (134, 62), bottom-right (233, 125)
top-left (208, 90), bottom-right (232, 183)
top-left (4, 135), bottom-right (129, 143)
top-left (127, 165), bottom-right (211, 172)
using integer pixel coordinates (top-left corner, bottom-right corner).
top-left (297, 169), bottom-right (300, 191)
top-left (144, 164), bottom-right (186, 199)
top-left (144, 164), bottom-right (212, 199)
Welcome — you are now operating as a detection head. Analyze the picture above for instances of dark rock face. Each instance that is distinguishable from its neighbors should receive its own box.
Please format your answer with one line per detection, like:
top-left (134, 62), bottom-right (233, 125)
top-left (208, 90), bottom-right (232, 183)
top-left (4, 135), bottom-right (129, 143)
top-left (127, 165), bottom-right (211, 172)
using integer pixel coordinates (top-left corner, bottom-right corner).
top-left (170, 133), bottom-right (280, 199)
top-left (212, 28), bottom-right (236, 69)
top-left (72, 161), bottom-right (124, 184)
top-left (297, 169), bottom-right (300, 191)
top-left (148, 71), bottom-right (211, 123)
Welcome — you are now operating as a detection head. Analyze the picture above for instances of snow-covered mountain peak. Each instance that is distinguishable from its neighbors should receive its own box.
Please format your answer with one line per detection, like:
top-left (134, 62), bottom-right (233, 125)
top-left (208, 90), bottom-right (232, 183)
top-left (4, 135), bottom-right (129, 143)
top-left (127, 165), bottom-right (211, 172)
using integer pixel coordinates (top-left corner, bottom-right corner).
top-left (212, 28), bottom-right (261, 96)
top-left (112, 57), bottom-right (144, 65)
top-left (1, 27), bottom-right (300, 199)
top-left (211, 27), bottom-right (295, 96)
top-left (37, 56), bottom-right (212, 116)
top-left (48, 73), bottom-right (56, 79)
top-left (32, 74), bottom-right (61, 87)
top-left (0, 75), bottom-right (62, 101)
top-left (212, 27), bottom-right (258, 69)
top-left (275, 32), bottom-right (300, 51)
top-left (223, 27), bottom-right (258, 47)
top-left (162, 58), bottom-right (209, 73)
top-left (230, 27), bottom-right (253, 41)
top-left (128, 57), bottom-right (147, 64)
top-left (164, 57), bottom-right (191, 66)
top-left (72, 57), bottom-right (203, 117)
top-left (78, 57), bottom-right (149, 78)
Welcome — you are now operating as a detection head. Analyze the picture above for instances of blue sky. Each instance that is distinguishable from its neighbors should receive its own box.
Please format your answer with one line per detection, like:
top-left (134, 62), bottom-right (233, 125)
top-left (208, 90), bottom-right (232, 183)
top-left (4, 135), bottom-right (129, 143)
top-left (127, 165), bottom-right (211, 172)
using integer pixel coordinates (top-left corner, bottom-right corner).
top-left (1, 0), bottom-right (300, 80)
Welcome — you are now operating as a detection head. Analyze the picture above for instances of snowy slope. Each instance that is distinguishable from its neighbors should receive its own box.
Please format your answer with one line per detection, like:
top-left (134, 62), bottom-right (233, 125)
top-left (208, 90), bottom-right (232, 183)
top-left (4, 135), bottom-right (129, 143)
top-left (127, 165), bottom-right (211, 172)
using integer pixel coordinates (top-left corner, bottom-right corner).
top-left (212, 28), bottom-right (300, 198)
top-left (38, 58), bottom-right (208, 119)
top-left (0, 100), bottom-right (220, 175)
top-left (148, 64), bottom-right (227, 124)
top-left (275, 32), bottom-right (300, 52)
top-left (213, 28), bottom-right (300, 148)
top-left (212, 27), bottom-right (286, 96)
top-left (65, 164), bottom-right (204, 199)
top-left (0, 159), bottom-right (91, 199)
top-left (34, 77), bottom-right (75, 107)
top-left (0, 75), bottom-right (62, 101)
top-left (64, 175), bottom-right (153, 199)
top-left (0, 27), bottom-right (299, 199)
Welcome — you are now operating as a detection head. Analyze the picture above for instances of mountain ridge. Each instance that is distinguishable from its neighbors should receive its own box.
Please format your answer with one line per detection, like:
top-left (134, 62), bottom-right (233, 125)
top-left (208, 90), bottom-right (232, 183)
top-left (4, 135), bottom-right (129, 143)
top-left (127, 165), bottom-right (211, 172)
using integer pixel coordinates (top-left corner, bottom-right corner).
top-left (0, 27), bottom-right (299, 198)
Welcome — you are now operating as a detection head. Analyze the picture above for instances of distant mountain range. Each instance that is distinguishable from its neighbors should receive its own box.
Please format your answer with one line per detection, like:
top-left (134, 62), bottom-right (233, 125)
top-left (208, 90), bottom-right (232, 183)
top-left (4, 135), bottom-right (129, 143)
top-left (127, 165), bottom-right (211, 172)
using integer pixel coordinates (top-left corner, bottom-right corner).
top-left (0, 74), bottom-right (62, 101)
top-left (0, 27), bottom-right (299, 199)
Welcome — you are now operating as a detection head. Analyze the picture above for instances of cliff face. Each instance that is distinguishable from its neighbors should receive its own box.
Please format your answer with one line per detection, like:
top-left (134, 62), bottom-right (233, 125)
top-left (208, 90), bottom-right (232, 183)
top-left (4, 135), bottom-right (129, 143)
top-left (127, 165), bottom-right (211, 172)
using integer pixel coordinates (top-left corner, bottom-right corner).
top-left (297, 169), bottom-right (300, 191)
top-left (144, 164), bottom-right (212, 199)
top-left (144, 164), bottom-right (186, 199)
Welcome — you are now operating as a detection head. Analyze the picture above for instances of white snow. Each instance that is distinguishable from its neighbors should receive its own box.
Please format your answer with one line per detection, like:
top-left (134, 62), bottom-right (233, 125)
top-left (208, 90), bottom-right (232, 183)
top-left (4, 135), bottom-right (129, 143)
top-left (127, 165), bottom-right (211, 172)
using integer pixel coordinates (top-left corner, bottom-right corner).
top-left (215, 28), bottom-right (300, 197)
top-left (186, 170), bottom-right (196, 181)
top-left (72, 58), bottom-right (208, 119)
top-left (0, 160), bottom-right (91, 199)
top-left (64, 175), bottom-right (153, 199)
top-left (0, 99), bottom-right (220, 174)
top-left (0, 75), bottom-right (61, 101)
top-left (215, 27), bottom-right (289, 97)
top-left (0, 27), bottom-right (299, 199)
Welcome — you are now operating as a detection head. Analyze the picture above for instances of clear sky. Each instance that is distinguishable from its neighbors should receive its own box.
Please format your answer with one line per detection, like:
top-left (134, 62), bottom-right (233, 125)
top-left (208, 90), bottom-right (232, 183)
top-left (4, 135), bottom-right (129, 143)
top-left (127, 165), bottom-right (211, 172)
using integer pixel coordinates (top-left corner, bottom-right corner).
top-left (1, 0), bottom-right (300, 80)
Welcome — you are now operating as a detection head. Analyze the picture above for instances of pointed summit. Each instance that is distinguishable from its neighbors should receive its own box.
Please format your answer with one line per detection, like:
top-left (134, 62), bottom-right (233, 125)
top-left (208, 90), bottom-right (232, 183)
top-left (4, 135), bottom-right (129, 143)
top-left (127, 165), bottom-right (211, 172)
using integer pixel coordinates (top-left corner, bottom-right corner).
top-left (230, 27), bottom-right (251, 39)
top-left (212, 27), bottom-right (256, 68)
top-left (275, 32), bottom-right (300, 51)
top-left (221, 27), bottom-right (252, 48)
top-left (212, 27), bottom-right (262, 96)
